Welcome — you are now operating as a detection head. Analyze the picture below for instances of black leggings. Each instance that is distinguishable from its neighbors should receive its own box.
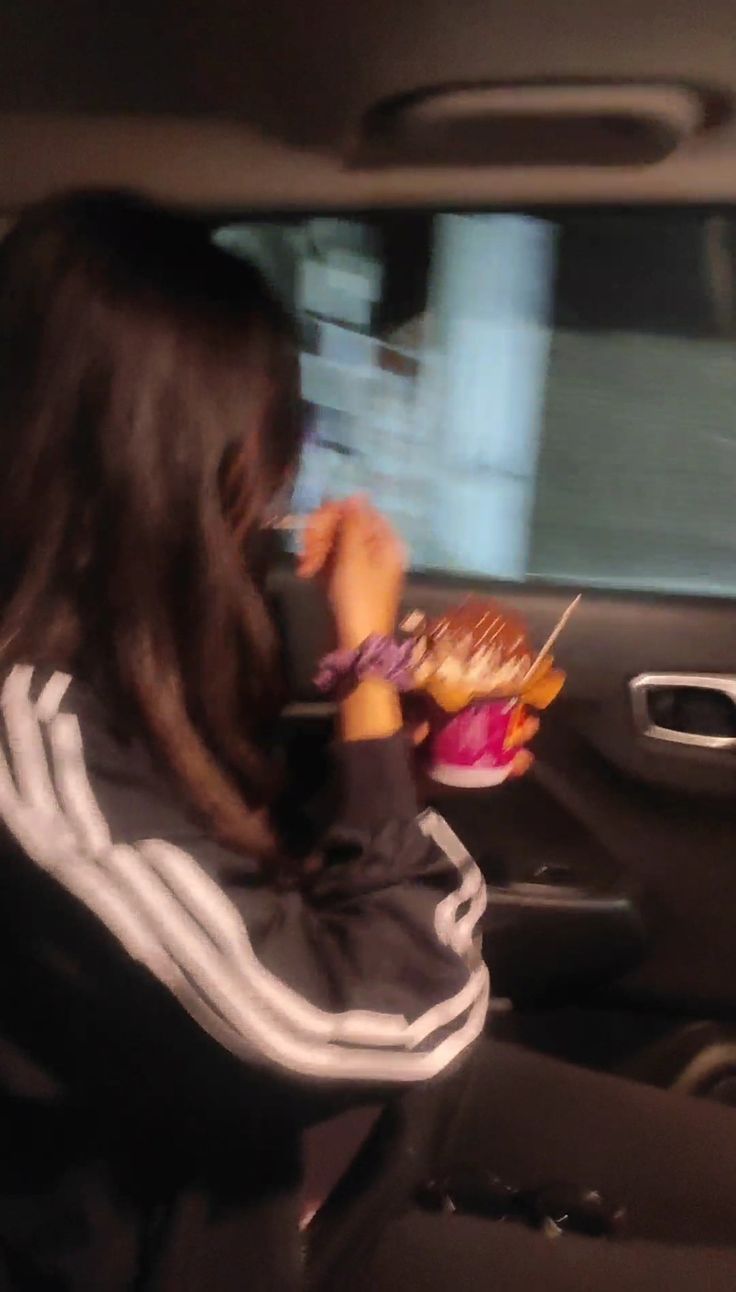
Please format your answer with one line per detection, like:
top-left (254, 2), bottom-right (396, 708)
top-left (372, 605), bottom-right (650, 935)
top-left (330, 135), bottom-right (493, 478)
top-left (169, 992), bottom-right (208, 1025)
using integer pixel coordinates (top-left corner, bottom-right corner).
top-left (311, 1038), bottom-right (736, 1291)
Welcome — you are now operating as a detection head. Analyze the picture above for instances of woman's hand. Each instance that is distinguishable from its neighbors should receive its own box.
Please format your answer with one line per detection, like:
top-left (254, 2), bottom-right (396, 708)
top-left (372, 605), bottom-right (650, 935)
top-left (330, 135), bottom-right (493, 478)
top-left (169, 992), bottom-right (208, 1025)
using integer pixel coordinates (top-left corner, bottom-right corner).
top-left (298, 496), bottom-right (406, 650)
top-left (506, 712), bottom-right (540, 779)
top-left (298, 498), bottom-right (406, 742)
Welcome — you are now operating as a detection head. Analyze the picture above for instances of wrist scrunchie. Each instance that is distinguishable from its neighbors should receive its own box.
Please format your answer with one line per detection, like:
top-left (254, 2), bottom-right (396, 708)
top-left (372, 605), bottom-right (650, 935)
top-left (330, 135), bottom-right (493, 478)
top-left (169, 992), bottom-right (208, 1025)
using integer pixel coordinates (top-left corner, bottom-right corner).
top-left (314, 634), bottom-right (416, 697)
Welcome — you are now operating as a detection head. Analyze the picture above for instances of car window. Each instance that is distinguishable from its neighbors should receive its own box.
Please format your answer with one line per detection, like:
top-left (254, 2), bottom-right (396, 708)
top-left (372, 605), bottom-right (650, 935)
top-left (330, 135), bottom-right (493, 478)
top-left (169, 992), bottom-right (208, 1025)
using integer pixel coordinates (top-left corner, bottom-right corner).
top-left (214, 209), bottom-right (736, 596)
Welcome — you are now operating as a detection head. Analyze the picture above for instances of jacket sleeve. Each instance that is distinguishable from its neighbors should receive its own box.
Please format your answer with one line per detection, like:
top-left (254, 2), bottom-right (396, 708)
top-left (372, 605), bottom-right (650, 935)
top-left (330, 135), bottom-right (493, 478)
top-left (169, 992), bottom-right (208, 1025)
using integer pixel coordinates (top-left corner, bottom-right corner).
top-left (0, 665), bottom-right (489, 1092)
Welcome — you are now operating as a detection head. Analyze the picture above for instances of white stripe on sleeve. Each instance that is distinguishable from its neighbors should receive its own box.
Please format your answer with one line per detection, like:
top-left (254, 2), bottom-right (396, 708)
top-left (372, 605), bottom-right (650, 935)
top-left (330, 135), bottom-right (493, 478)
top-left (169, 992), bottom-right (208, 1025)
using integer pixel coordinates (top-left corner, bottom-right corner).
top-left (0, 666), bottom-right (490, 1083)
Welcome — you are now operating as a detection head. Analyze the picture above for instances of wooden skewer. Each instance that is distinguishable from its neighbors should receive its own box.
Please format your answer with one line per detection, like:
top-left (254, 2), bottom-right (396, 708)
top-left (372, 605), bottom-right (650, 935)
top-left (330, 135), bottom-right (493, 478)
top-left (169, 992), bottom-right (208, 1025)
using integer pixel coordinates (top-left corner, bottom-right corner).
top-left (522, 594), bottom-right (582, 683)
top-left (266, 513), bottom-right (308, 531)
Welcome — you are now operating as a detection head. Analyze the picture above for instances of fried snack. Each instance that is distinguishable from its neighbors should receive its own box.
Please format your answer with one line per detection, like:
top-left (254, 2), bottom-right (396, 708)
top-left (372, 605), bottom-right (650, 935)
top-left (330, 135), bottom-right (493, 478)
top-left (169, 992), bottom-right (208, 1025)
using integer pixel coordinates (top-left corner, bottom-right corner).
top-left (402, 598), bottom-right (566, 713)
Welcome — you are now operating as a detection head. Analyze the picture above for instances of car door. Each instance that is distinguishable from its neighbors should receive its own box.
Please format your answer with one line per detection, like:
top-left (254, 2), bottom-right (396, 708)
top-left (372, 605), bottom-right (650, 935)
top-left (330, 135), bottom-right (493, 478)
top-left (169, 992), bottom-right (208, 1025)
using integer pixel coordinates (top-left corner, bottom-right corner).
top-left (235, 204), bottom-right (736, 1053)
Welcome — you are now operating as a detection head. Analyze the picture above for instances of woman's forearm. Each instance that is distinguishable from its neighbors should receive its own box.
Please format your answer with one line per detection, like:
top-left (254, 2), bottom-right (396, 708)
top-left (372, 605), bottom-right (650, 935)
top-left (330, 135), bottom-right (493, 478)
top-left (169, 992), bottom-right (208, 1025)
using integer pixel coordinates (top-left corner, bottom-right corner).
top-left (339, 680), bottom-right (403, 743)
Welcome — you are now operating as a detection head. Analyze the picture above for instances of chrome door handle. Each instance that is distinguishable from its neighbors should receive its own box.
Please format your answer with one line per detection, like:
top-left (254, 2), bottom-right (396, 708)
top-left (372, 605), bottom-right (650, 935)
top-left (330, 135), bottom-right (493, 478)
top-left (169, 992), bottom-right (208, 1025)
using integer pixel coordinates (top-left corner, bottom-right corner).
top-left (630, 673), bottom-right (736, 750)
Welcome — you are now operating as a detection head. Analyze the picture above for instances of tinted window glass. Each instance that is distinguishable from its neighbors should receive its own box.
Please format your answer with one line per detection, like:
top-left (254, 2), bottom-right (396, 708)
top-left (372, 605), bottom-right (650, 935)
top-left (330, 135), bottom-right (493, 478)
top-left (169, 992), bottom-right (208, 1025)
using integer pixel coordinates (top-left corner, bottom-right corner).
top-left (215, 210), bottom-right (736, 595)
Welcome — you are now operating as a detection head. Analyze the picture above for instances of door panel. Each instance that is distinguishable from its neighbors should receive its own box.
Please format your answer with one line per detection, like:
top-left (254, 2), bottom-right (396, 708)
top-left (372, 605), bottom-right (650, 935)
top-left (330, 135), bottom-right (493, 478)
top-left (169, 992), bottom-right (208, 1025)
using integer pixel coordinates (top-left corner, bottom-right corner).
top-left (256, 202), bottom-right (736, 1027)
top-left (271, 564), bottom-right (736, 1015)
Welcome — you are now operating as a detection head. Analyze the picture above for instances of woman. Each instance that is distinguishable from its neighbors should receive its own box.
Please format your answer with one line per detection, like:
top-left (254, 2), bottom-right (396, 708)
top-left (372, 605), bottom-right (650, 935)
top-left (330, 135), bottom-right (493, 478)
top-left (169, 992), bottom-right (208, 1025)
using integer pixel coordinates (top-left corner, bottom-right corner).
top-left (0, 191), bottom-right (735, 1292)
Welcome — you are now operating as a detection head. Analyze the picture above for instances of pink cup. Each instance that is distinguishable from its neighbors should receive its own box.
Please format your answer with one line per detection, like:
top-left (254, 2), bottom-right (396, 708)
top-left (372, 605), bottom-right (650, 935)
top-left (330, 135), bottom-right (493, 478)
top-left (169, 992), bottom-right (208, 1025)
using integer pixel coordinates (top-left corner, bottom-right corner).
top-left (427, 699), bottom-right (520, 788)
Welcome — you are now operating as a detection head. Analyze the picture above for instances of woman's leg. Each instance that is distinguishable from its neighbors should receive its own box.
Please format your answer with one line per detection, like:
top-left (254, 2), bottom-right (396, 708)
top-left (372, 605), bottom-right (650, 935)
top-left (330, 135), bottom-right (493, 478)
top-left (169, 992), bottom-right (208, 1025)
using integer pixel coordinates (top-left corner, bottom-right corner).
top-left (355, 1209), bottom-right (736, 1292)
top-left (313, 1036), bottom-right (736, 1291)
top-left (432, 1037), bottom-right (736, 1246)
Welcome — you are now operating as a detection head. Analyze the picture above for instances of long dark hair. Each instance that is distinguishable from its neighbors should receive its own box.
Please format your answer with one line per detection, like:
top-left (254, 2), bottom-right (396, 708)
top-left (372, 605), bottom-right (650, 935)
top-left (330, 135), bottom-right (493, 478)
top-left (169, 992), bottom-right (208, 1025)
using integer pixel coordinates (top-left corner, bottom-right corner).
top-left (0, 190), bottom-right (303, 854)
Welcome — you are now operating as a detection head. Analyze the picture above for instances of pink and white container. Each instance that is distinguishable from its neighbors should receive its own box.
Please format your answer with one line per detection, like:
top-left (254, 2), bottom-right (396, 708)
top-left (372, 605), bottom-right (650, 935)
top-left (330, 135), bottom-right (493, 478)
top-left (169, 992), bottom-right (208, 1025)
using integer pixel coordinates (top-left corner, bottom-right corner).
top-left (427, 698), bottom-right (520, 788)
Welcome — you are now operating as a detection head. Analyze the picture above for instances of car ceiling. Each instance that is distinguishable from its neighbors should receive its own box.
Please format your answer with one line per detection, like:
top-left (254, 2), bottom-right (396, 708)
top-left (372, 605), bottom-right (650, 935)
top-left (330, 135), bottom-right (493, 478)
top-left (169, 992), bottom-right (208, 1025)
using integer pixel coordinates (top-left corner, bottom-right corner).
top-left (1, 0), bottom-right (736, 210)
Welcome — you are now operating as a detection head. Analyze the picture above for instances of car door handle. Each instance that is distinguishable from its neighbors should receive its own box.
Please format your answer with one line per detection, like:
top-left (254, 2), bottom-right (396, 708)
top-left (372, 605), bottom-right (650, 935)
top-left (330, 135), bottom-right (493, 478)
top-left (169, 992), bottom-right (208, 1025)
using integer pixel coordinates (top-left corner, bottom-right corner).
top-left (630, 673), bottom-right (736, 750)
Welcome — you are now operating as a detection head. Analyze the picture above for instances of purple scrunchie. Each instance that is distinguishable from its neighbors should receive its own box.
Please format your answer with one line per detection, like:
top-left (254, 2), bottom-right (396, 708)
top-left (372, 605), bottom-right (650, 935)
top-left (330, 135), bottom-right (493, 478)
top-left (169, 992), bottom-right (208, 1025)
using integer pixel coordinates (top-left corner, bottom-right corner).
top-left (314, 634), bottom-right (416, 696)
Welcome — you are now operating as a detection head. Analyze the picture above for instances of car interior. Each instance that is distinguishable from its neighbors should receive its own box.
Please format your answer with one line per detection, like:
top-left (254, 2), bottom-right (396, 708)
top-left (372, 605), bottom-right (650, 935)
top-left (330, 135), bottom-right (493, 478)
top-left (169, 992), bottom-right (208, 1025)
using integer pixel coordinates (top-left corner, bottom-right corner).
top-left (3, 0), bottom-right (736, 1102)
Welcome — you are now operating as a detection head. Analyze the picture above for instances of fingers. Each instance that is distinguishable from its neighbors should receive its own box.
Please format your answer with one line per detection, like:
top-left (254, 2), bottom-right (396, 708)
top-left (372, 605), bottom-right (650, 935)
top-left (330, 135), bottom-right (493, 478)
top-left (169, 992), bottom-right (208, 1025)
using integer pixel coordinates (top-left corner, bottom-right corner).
top-left (518, 716), bottom-right (540, 744)
top-left (336, 497), bottom-right (399, 560)
top-left (505, 714), bottom-right (540, 750)
top-left (297, 496), bottom-right (405, 579)
top-left (332, 495), bottom-right (372, 559)
top-left (409, 721), bottom-right (430, 747)
top-left (367, 507), bottom-right (407, 571)
top-left (297, 500), bottom-right (344, 578)
top-left (508, 748), bottom-right (535, 780)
